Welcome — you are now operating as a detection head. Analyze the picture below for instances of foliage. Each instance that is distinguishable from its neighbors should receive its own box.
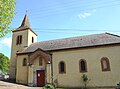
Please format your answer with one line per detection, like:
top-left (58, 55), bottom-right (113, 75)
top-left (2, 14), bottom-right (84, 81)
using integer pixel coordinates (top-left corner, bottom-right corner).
top-left (82, 74), bottom-right (90, 89)
top-left (0, 53), bottom-right (10, 74)
top-left (43, 84), bottom-right (65, 89)
top-left (82, 74), bottom-right (88, 82)
top-left (0, 0), bottom-right (15, 38)
top-left (117, 82), bottom-right (120, 89)
top-left (43, 84), bottom-right (55, 89)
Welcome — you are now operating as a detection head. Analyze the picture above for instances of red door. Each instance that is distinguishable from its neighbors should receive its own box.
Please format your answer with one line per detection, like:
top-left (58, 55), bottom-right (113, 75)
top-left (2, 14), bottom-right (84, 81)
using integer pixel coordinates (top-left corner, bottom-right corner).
top-left (36, 70), bottom-right (45, 87)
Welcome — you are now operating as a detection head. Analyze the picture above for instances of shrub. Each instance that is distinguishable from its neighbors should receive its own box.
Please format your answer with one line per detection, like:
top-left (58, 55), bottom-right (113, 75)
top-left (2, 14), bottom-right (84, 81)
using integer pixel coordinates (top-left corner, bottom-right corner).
top-left (43, 84), bottom-right (55, 89)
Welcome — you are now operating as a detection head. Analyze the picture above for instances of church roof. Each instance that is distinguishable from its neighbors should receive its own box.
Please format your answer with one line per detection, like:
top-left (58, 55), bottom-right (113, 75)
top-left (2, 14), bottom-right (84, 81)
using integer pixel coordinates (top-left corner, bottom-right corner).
top-left (18, 33), bottom-right (120, 54)
top-left (20, 14), bottom-right (30, 27)
top-left (13, 14), bottom-right (37, 36)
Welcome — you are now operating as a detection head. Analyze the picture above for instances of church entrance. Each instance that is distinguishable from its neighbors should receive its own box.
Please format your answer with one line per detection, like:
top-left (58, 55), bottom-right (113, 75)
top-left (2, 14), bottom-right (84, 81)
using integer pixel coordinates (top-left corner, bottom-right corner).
top-left (36, 70), bottom-right (45, 87)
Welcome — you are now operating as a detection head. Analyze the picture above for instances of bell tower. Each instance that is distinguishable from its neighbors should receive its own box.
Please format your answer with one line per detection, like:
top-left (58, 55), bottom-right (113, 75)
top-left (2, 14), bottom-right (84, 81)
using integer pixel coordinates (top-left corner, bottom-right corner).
top-left (9, 14), bottom-right (37, 80)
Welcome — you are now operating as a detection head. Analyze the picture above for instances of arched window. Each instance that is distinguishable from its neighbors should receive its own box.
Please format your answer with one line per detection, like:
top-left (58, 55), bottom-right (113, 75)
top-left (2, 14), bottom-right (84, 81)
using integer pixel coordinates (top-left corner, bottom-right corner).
top-left (19, 35), bottom-right (22, 44)
top-left (59, 61), bottom-right (66, 73)
top-left (16, 35), bottom-right (22, 45)
top-left (39, 57), bottom-right (42, 66)
top-left (32, 37), bottom-right (34, 43)
top-left (79, 59), bottom-right (87, 72)
top-left (16, 36), bottom-right (19, 45)
top-left (23, 58), bottom-right (27, 66)
top-left (101, 57), bottom-right (110, 71)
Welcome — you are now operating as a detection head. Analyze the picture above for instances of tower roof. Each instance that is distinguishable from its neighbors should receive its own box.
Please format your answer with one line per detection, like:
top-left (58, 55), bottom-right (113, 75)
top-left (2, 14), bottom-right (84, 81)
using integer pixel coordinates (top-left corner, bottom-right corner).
top-left (13, 14), bottom-right (37, 36)
top-left (20, 14), bottom-right (30, 27)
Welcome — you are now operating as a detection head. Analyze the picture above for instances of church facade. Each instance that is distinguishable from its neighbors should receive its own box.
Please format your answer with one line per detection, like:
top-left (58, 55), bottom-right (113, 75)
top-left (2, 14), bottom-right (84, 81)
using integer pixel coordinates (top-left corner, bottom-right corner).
top-left (10, 14), bottom-right (120, 88)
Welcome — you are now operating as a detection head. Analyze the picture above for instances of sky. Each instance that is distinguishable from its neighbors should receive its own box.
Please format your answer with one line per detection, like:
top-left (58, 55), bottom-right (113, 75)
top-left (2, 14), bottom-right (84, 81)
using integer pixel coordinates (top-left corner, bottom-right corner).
top-left (0, 0), bottom-right (120, 58)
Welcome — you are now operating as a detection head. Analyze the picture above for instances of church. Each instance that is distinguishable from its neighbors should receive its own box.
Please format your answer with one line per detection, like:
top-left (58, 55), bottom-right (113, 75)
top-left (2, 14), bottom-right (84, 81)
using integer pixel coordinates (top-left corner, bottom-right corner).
top-left (9, 14), bottom-right (120, 88)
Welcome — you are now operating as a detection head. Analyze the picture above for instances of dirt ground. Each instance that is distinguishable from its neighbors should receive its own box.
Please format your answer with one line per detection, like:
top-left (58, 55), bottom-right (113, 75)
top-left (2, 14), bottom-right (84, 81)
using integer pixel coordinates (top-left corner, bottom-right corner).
top-left (0, 81), bottom-right (42, 89)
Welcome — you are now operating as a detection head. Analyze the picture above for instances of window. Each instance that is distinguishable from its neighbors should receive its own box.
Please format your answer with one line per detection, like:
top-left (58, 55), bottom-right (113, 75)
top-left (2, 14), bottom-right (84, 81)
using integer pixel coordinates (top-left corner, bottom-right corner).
top-left (16, 36), bottom-right (19, 45)
top-left (32, 37), bottom-right (34, 43)
top-left (23, 58), bottom-right (27, 66)
top-left (79, 59), bottom-right (87, 72)
top-left (16, 35), bottom-right (22, 45)
top-left (59, 61), bottom-right (66, 73)
top-left (19, 35), bottom-right (22, 44)
top-left (39, 57), bottom-right (42, 66)
top-left (101, 57), bottom-right (110, 71)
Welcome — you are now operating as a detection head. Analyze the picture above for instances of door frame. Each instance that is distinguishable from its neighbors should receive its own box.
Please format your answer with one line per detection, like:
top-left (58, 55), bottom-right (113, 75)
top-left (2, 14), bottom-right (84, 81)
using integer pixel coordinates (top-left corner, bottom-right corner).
top-left (33, 68), bottom-right (46, 87)
top-left (36, 70), bottom-right (45, 87)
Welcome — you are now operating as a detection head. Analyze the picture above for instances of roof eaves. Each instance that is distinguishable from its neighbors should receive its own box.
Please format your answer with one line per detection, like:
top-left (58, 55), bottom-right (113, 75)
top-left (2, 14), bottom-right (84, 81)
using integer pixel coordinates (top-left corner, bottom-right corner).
top-left (17, 48), bottom-right (50, 55)
top-left (50, 42), bottom-right (120, 51)
top-left (12, 27), bottom-right (37, 36)
top-left (105, 32), bottom-right (120, 38)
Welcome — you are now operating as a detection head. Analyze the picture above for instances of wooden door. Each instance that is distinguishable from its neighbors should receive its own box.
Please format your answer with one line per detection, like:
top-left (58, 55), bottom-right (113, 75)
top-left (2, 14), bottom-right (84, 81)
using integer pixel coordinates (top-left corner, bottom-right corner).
top-left (36, 70), bottom-right (45, 87)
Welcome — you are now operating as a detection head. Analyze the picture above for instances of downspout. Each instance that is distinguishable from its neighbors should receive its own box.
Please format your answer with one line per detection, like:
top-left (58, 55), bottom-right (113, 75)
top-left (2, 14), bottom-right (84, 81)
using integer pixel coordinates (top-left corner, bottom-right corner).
top-left (27, 54), bottom-right (30, 86)
top-left (45, 61), bottom-right (47, 84)
top-left (50, 53), bottom-right (53, 84)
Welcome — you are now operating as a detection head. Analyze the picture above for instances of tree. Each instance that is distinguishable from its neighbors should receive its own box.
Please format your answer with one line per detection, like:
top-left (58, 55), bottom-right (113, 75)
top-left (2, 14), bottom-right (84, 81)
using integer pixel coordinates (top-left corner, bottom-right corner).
top-left (0, 53), bottom-right (10, 74)
top-left (0, 0), bottom-right (15, 38)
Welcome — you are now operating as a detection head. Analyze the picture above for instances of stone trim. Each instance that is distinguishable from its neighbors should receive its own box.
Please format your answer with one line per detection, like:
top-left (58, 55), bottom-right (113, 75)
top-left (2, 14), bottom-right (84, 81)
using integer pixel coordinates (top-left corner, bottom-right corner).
top-left (79, 59), bottom-right (87, 73)
top-left (58, 61), bottom-right (66, 74)
top-left (33, 68), bottom-right (46, 86)
top-left (101, 57), bottom-right (111, 72)
top-left (29, 48), bottom-right (51, 64)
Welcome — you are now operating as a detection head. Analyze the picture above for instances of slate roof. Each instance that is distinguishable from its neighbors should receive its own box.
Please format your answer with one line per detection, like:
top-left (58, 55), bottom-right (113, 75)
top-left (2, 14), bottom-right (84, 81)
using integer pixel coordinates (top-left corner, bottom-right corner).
top-left (13, 14), bottom-right (37, 36)
top-left (18, 33), bottom-right (120, 54)
top-left (20, 14), bottom-right (30, 27)
top-left (13, 14), bottom-right (30, 32)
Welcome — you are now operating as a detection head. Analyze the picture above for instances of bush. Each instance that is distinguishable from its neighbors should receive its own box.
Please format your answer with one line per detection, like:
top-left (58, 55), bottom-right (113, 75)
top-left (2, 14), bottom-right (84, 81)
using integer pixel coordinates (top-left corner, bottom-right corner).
top-left (43, 84), bottom-right (55, 89)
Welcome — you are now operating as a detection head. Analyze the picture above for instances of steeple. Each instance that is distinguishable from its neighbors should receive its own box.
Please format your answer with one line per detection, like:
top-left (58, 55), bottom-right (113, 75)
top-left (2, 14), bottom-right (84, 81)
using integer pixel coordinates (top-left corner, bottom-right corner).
top-left (10, 13), bottom-right (37, 80)
top-left (20, 13), bottom-right (30, 27)
top-left (12, 13), bottom-right (37, 36)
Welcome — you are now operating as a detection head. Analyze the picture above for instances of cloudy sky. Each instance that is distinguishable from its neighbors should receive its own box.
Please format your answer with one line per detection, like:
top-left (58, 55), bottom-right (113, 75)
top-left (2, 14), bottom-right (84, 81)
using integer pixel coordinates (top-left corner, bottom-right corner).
top-left (1, 0), bottom-right (120, 58)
